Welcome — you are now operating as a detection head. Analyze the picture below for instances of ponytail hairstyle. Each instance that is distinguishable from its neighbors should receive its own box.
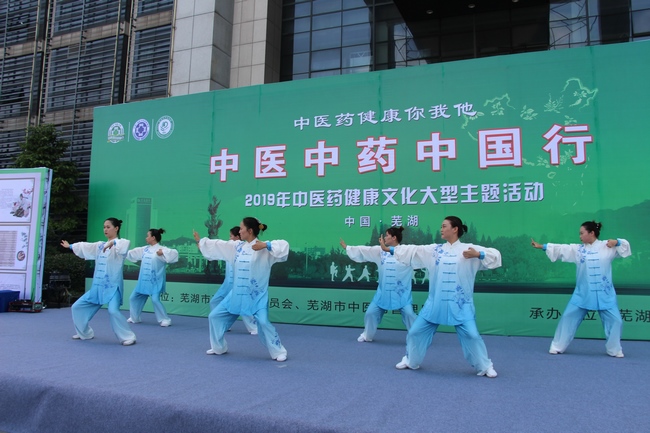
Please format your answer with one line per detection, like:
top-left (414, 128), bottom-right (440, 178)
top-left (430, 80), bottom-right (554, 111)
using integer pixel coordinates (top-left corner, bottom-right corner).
top-left (581, 221), bottom-right (602, 238)
top-left (242, 217), bottom-right (267, 238)
top-left (444, 216), bottom-right (468, 238)
top-left (385, 226), bottom-right (405, 243)
top-left (149, 228), bottom-right (166, 243)
top-left (229, 226), bottom-right (241, 239)
top-left (105, 217), bottom-right (123, 236)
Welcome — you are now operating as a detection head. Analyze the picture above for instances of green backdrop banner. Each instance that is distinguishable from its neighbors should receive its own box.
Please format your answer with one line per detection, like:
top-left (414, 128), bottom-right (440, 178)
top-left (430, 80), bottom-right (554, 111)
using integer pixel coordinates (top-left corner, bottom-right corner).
top-left (90, 42), bottom-right (650, 339)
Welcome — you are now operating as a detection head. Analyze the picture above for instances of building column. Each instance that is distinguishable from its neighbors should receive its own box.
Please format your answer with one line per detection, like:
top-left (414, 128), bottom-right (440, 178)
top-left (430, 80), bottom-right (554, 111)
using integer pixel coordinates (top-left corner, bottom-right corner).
top-left (230, 0), bottom-right (282, 88)
top-left (170, 0), bottom-right (234, 95)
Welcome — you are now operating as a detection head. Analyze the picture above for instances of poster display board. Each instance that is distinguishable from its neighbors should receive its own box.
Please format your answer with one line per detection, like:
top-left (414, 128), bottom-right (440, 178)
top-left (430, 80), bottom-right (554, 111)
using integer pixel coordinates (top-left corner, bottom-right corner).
top-left (0, 168), bottom-right (52, 301)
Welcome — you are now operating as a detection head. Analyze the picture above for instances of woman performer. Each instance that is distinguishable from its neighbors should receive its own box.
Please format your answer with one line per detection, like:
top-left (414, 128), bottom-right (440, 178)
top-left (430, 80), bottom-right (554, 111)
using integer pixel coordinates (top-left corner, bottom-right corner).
top-left (383, 216), bottom-right (501, 378)
top-left (61, 217), bottom-right (136, 346)
top-left (340, 226), bottom-right (416, 343)
top-left (193, 217), bottom-right (289, 361)
top-left (126, 228), bottom-right (179, 327)
top-left (209, 226), bottom-right (257, 335)
top-left (531, 220), bottom-right (631, 357)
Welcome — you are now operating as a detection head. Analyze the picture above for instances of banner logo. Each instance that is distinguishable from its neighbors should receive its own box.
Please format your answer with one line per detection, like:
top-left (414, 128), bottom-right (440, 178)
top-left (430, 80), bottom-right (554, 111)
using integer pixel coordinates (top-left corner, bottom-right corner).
top-left (107, 122), bottom-right (125, 143)
top-left (133, 119), bottom-right (150, 141)
top-left (156, 115), bottom-right (174, 139)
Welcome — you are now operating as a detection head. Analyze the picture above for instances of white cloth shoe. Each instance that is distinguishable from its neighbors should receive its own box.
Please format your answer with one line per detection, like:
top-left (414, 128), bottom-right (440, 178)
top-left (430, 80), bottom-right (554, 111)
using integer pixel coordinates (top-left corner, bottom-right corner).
top-left (395, 356), bottom-right (417, 370)
top-left (478, 366), bottom-right (498, 378)
top-left (276, 354), bottom-right (287, 362)
top-left (72, 334), bottom-right (93, 340)
top-left (122, 339), bottom-right (136, 346)
top-left (357, 333), bottom-right (372, 342)
top-left (160, 319), bottom-right (171, 327)
top-left (609, 351), bottom-right (624, 358)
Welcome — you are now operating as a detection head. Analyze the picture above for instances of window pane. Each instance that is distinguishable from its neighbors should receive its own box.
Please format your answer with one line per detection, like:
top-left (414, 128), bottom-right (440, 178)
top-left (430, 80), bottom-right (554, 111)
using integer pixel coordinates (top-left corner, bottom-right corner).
top-left (343, 8), bottom-right (370, 25)
top-left (311, 69), bottom-right (341, 78)
top-left (342, 23), bottom-right (370, 46)
top-left (342, 44), bottom-right (371, 68)
top-left (293, 53), bottom-right (310, 73)
top-left (343, 0), bottom-right (367, 10)
top-left (294, 32), bottom-right (311, 53)
top-left (312, 27), bottom-right (341, 50)
top-left (313, 12), bottom-right (341, 30)
top-left (295, 17), bottom-right (310, 33)
top-left (295, 2), bottom-right (311, 17)
top-left (342, 66), bottom-right (370, 74)
top-left (550, 18), bottom-right (588, 45)
top-left (313, 0), bottom-right (341, 15)
top-left (550, 1), bottom-right (586, 21)
top-left (633, 10), bottom-right (650, 34)
top-left (440, 32), bottom-right (474, 60)
top-left (311, 48), bottom-right (341, 70)
top-left (131, 26), bottom-right (171, 100)
top-left (632, 0), bottom-right (650, 10)
top-left (138, 0), bottom-right (173, 15)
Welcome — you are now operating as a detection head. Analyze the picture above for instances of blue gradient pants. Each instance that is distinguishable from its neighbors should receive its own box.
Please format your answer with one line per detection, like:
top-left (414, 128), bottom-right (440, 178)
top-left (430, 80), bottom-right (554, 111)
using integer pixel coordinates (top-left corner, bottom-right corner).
top-left (404, 315), bottom-right (493, 373)
top-left (129, 291), bottom-right (170, 324)
top-left (208, 304), bottom-right (286, 359)
top-left (209, 292), bottom-right (258, 333)
top-left (362, 302), bottom-right (416, 341)
top-left (71, 290), bottom-right (136, 343)
top-left (550, 302), bottom-right (623, 355)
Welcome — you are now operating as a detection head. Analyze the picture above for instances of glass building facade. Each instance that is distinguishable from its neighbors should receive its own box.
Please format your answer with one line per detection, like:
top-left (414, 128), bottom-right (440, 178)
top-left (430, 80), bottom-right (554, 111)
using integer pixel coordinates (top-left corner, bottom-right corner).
top-left (280, 0), bottom-right (650, 81)
top-left (0, 0), bottom-right (174, 193)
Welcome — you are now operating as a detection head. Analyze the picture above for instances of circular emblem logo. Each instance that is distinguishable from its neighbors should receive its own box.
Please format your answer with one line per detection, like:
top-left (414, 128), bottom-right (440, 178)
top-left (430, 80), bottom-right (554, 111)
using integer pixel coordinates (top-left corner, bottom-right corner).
top-left (107, 123), bottom-right (125, 143)
top-left (17, 251), bottom-right (26, 261)
top-left (133, 119), bottom-right (150, 141)
top-left (156, 116), bottom-right (174, 139)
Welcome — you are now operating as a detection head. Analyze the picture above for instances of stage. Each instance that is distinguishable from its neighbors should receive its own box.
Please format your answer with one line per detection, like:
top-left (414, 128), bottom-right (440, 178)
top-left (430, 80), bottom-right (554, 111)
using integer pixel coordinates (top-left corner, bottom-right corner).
top-left (1, 308), bottom-right (648, 433)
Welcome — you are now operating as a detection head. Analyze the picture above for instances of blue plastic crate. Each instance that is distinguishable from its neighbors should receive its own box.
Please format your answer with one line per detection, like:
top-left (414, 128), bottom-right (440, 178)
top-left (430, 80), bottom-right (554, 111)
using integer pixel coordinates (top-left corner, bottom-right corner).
top-left (0, 290), bottom-right (20, 312)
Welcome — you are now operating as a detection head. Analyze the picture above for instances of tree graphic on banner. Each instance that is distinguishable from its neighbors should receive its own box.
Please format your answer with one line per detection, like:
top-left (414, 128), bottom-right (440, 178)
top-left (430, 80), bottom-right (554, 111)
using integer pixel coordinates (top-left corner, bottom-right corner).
top-left (204, 196), bottom-right (223, 275)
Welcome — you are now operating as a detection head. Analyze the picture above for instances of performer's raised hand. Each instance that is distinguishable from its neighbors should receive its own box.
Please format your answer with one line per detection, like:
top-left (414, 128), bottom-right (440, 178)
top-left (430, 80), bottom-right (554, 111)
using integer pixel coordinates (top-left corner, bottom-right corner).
top-left (530, 238), bottom-right (543, 249)
top-left (103, 240), bottom-right (116, 252)
top-left (252, 240), bottom-right (267, 251)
